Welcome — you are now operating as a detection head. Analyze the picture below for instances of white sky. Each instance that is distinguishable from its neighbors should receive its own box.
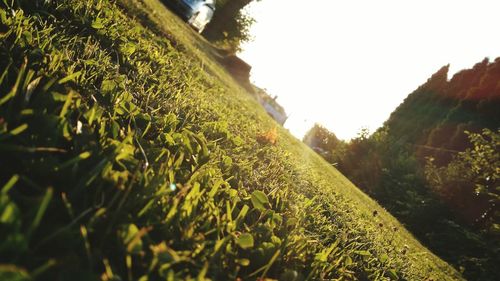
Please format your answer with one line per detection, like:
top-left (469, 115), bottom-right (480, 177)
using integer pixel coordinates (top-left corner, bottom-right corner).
top-left (239, 0), bottom-right (500, 140)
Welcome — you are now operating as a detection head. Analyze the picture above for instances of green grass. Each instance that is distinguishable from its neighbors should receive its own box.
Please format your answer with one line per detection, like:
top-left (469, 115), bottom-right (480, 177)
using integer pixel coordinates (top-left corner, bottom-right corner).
top-left (0, 0), bottom-right (462, 280)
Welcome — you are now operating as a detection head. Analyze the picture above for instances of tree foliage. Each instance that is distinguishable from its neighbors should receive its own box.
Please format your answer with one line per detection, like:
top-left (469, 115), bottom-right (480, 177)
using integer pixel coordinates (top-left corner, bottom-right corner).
top-left (203, 0), bottom-right (257, 52)
top-left (425, 129), bottom-right (499, 230)
top-left (303, 123), bottom-right (340, 162)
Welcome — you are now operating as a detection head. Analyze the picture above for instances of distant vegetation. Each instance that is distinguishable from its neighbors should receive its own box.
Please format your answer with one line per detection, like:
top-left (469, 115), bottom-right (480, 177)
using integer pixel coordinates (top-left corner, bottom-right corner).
top-left (304, 59), bottom-right (500, 280)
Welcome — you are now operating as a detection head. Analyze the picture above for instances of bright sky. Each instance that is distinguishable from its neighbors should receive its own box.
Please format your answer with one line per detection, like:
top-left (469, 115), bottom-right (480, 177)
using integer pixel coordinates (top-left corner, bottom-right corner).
top-left (239, 0), bottom-right (500, 140)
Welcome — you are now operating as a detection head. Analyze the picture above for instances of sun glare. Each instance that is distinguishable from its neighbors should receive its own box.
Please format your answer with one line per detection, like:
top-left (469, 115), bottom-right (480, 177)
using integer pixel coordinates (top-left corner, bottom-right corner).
top-left (239, 0), bottom-right (500, 140)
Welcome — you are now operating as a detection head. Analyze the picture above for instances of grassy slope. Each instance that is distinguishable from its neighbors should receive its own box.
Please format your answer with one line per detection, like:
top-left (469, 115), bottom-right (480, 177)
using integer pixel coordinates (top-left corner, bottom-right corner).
top-left (0, 0), bottom-right (461, 280)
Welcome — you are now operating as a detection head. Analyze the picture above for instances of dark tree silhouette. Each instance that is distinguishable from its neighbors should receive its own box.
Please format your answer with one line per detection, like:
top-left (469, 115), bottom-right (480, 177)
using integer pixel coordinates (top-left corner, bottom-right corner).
top-left (202, 0), bottom-right (255, 47)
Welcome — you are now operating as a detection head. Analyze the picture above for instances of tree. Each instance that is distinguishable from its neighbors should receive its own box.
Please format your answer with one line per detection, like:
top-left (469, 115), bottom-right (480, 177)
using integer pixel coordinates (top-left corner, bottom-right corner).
top-left (203, 0), bottom-right (258, 51)
top-left (303, 124), bottom-right (341, 162)
top-left (425, 129), bottom-right (499, 230)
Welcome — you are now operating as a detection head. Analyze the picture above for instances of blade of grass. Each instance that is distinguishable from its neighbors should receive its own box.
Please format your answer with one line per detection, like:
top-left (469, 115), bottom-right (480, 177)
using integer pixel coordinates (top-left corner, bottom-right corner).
top-left (80, 225), bottom-right (92, 266)
top-left (0, 144), bottom-right (67, 153)
top-left (59, 90), bottom-right (74, 117)
top-left (27, 187), bottom-right (53, 239)
top-left (0, 61), bottom-right (12, 85)
top-left (57, 71), bottom-right (81, 85)
top-left (0, 58), bottom-right (27, 107)
top-left (246, 249), bottom-right (281, 279)
top-left (31, 259), bottom-right (57, 278)
top-left (1, 174), bottom-right (19, 194)
top-left (54, 151), bottom-right (91, 171)
top-left (0, 123), bottom-right (28, 141)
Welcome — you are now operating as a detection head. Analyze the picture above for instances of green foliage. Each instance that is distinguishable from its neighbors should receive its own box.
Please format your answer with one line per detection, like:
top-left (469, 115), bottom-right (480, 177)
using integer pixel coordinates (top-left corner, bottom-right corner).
top-left (235, 233), bottom-right (254, 249)
top-left (207, 11), bottom-right (255, 52)
top-left (303, 123), bottom-right (341, 163)
top-left (425, 129), bottom-right (499, 229)
top-left (318, 125), bottom-right (500, 280)
top-left (250, 190), bottom-right (269, 210)
top-left (385, 59), bottom-right (500, 164)
top-left (203, 0), bottom-right (256, 52)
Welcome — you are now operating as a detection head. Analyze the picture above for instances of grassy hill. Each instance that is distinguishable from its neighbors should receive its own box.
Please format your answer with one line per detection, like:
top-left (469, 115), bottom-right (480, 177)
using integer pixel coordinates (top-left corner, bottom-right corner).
top-left (0, 0), bottom-right (462, 280)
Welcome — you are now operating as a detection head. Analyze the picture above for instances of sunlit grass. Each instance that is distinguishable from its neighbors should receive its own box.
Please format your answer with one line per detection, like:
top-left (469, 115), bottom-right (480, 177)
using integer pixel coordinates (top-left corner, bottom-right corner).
top-left (0, 0), bottom-right (462, 280)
